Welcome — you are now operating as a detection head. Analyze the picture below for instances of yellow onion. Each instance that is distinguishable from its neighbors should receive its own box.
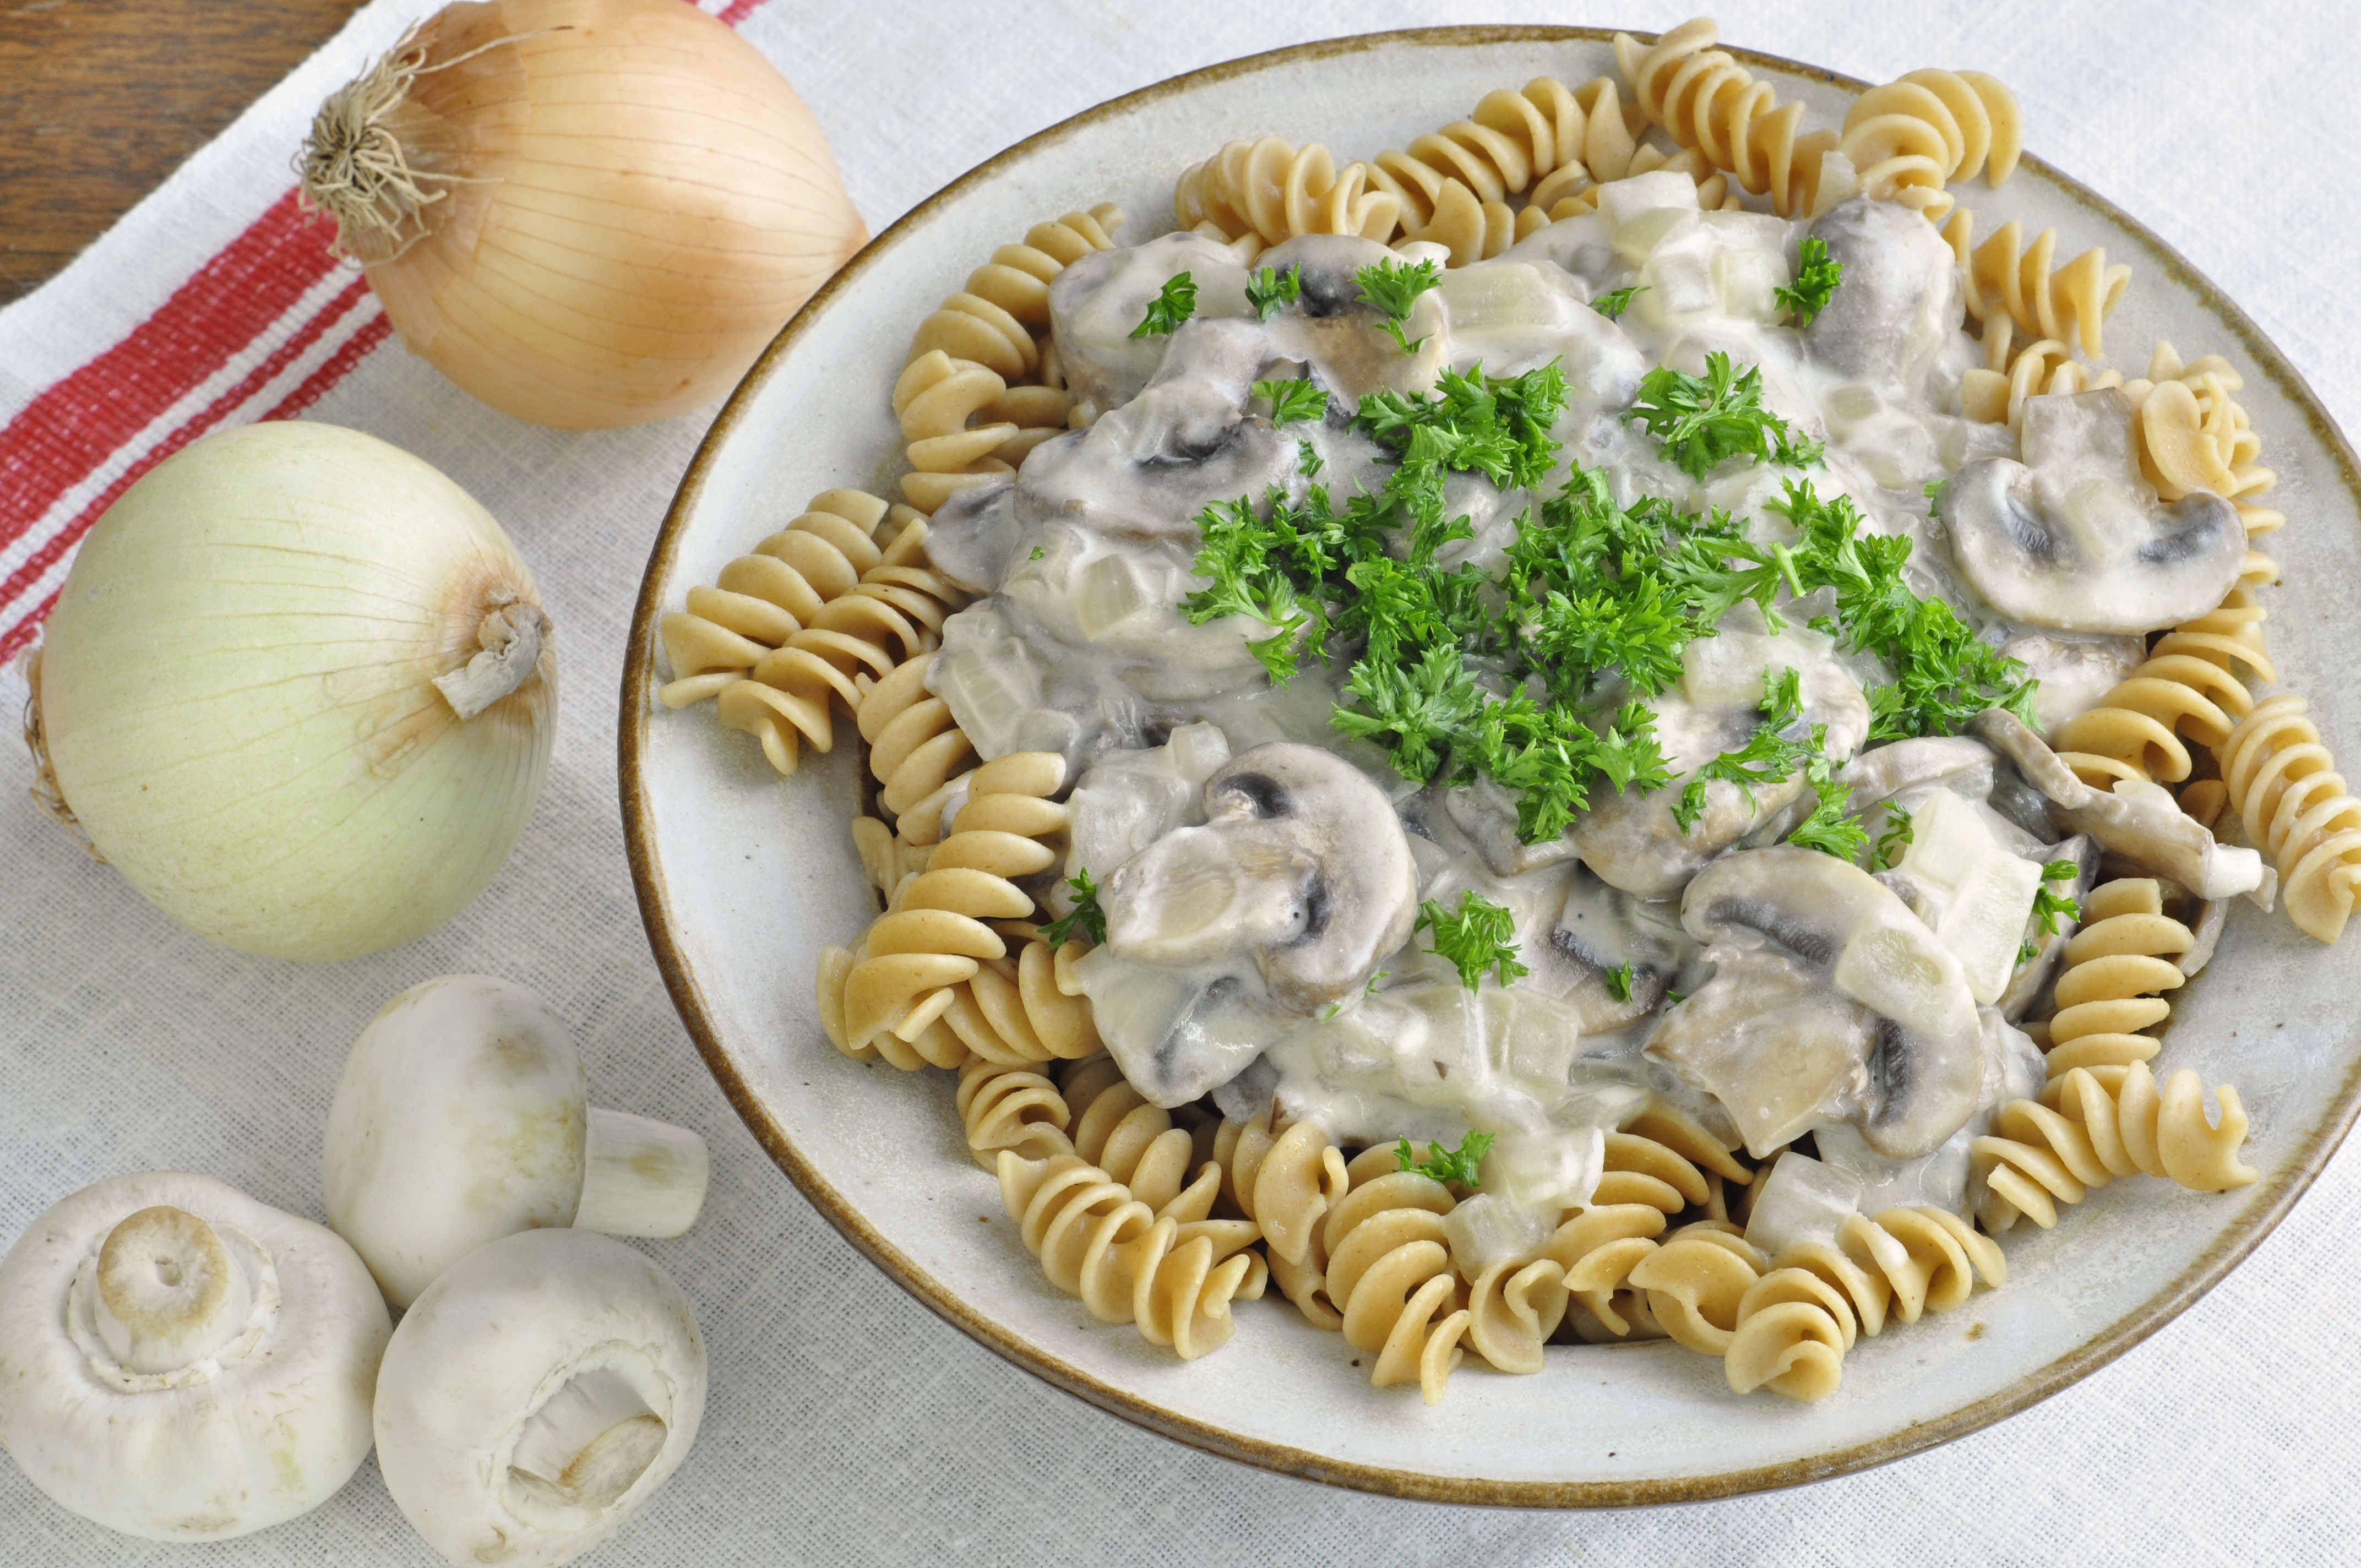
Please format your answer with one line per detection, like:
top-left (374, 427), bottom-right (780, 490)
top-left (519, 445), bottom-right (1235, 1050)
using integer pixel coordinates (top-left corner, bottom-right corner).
top-left (28, 422), bottom-right (556, 962)
top-left (297, 0), bottom-right (866, 429)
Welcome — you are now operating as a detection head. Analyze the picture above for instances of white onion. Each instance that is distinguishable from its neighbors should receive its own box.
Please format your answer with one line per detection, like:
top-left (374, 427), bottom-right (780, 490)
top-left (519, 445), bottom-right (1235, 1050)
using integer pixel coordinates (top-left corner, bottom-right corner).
top-left (29, 422), bottom-right (556, 961)
top-left (297, 0), bottom-right (867, 429)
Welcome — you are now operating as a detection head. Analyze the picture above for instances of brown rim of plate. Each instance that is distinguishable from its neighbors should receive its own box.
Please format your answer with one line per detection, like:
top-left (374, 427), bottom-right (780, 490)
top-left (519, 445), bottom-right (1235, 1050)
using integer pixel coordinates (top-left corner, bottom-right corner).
top-left (621, 24), bottom-right (2361, 1507)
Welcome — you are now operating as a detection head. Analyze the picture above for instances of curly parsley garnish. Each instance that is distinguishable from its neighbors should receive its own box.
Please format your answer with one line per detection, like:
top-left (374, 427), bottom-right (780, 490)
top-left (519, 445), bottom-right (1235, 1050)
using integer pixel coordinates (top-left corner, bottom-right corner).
top-left (1590, 282), bottom-right (1647, 320)
top-left (1129, 272), bottom-right (1196, 339)
top-left (1245, 263), bottom-right (1303, 321)
top-left (1396, 1130), bottom-right (1494, 1187)
top-left (1774, 236), bottom-right (1842, 326)
top-left (1670, 665), bottom-right (1862, 858)
top-left (1788, 752), bottom-right (1867, 860)
top-left (1040, 868), bottom-right (1107, 947)
top-left (1417, 891), bottom-right (1528, 990)
top-left (1870, 802), bottom-right (1915, 871)
top-left (1354, 256), bottom-right (1443, 352)
top-left (2018, 860), bottom-right (2085, 962)
top-left (1772, 480), bottom-right (2039, 739)
top-left (1253, 377), bottom-right (1329, 426)
top-left (1625, 351), bottom-right (1825, 479)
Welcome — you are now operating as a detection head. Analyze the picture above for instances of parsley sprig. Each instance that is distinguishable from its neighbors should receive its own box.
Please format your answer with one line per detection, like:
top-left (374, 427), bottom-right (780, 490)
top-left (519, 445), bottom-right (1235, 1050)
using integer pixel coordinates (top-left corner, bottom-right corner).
top-left (1870, 802), bottom-right (1915, 871)
top-left (1040, 868), bottom-right (1107, 948)
top-left (1624, 351), bottom-right (1825, 479)
top-left (1770, 480), bottom-right (2039, 739)
top-left (1245, 263), bottom-right (1303, 322)
top-left (1590, 282), bottom-right (1647, 320)
top-left (1354, 257), bottom-right (1443, 352)
top-left (1417, 891), bottom-right (1528, 990)
top-left (1774, 236), bottom-right (1843, 326)
top-left (1130, 273), bottom-right (1196, 339)
top-left (1253, 377), bottom-right (1329, 426)
top-left (1395, 1130), bottom-right (1494, 1187)
top-left (2018, 860), bottom-right (2084, 962)
top-left (1672, 665), bottom-right (1863, 859)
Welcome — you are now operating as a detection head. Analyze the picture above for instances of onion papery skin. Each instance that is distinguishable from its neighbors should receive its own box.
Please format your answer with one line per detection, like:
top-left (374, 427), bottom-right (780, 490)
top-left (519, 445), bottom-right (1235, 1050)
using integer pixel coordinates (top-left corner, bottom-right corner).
top-left (37, 423), bottom-right (556, 962)
top-left (353, 0), bottom-right (867, 429)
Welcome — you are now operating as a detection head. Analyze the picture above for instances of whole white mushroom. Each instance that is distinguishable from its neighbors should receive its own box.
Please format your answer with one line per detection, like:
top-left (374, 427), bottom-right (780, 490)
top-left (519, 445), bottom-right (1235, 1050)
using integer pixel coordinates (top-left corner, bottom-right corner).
top-left (324, 974), bottom-right (710, 1307)
top-left (0, 1170), bottom-right (390, 1540)
top-left (374, 1228), bottom-right (707, 1567)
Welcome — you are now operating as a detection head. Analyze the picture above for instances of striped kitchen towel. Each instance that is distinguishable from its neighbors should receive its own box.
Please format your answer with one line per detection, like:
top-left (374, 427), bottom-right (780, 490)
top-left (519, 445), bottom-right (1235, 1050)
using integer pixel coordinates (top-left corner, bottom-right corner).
top-left (0, 0), bottom-right (775, 665)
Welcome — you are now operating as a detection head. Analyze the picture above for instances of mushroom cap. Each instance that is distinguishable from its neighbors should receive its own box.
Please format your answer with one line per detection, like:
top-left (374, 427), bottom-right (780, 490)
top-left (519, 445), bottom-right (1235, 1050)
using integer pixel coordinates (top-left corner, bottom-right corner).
top-left (1660, 848), bottom-right (1985, 1158)
top-left (1047, 230), bottom-right (1253, 417)
top-left (374, 1229), bottom-right (706, 1568)
top-left (324, 974), bottom-right (589, 1309)
top-left (1945, 391), bottom-right (2246, 635)
top-left (1103, 742), bottom-right (1417, 1014)
top-left (0, 1170), bottom-right (388, 1540)
top-left (1803, 197), bottom-right (1964, 386)
top-left (1017, 315), bottom-right (1297, 545)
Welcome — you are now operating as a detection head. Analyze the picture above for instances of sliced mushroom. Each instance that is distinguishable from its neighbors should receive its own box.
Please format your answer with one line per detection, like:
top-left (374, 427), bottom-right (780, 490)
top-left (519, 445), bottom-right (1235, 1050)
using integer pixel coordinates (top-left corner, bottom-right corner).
top-left (1429, 255), bottom-right (1647, 401)
top-left (1995, 834), bottom-right (2098, 1020)
top-left (918, 479), bottom-right (1020, 596)
top-left (1576, 620), bottom-right (1870, 899)
top-left (1648, 847), bottom-right (1984, 1159)
top-left (1945, 390), bottom-right (2246, 634)
top-left (1803, 197), bottom-right (1964, 388)
top-left (1818, 1006), bottom-right (2046, 1216)
top-left (1541, 862), bottom-right (1696, 1033)
top-left (1998, 630), bottom-right (2150, 736)
top-left (1972, 709), bottom-right (2273, 905)
top-left (1255, 234), bottom-right (1446, 404)
top-left (1018, 316), bottom-right (1298, 545)
top-left (1836, 736), bottom-right (1995, 813)
top-left (1048, 230), bottom-right (1256, 419)
top-left (1103, 742), bottom-right (1417, 1014)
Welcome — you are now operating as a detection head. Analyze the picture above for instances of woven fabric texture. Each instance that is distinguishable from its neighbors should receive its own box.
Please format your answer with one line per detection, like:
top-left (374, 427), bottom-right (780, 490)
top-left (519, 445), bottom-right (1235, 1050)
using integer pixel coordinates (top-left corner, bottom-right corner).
top-left (2, 3), bottom-right (2357, 1564)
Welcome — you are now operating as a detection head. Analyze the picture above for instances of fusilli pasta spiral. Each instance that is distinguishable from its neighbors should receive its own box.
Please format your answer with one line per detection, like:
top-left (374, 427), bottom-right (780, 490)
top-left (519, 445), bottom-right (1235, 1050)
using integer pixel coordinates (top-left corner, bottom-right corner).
top-left (1623, 1222), bottom-right (1768, 1355)
top-left (956, 1058), bottom-right (1073, 1168)
top-left (1612, 19), bottom-right (1838, 218)
top-left (1460, 1249), bottom-right (1571, 1376)
top-left (997, 1150), bottom-right (1265, 1359)
top-left (820, 749), bottom-right (1083, 1065)
top-left (1836, 68), bottom-right (2021, 223)
top-left (1973, 1061), bottom-right (2257, 1230)
top-left (906, 204), bottom-right (1127, 380)
top-left (1058, 1055), bottom-right (1201, 1215)
top-left (1212, 1108), bottom-right (1350, 1267)
top-left (1835, 1206), bottom-right (2005, 1325)
top-left (893, 351), bottom-right (1074, 515)
top-left (1320, 1167), bottom-right (1472, 1403)
top-left (2217, 695), bottom-right (2361, 943)
top-left (1547, 1202), bottom-right (1671, 1341)
top-left (1723, 1266), bottom-right (1854, 1400)
top-left (2037, 879), bottom-right (2191, 1077)
top-left (1173, 138), bottom-right (1401, 247)
top-left (1941, 208), bottom-right (2130, 360)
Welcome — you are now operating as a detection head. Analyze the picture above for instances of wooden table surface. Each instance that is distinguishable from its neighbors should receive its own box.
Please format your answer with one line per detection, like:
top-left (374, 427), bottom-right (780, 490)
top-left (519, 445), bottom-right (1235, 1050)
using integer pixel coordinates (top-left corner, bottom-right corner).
top-left (0, 0), bottom-right (367, 304)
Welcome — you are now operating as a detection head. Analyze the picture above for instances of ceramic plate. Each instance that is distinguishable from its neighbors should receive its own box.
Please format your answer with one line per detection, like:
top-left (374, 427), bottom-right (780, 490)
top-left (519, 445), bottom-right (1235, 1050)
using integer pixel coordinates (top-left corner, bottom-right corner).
top-left (621, 26), bottom-right (2361, 1504)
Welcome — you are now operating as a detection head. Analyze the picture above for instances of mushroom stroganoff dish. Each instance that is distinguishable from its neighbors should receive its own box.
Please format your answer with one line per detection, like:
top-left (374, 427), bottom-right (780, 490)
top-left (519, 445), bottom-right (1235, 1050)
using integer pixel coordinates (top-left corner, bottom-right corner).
top-left (659, 17), bottom-right (2359, 1405)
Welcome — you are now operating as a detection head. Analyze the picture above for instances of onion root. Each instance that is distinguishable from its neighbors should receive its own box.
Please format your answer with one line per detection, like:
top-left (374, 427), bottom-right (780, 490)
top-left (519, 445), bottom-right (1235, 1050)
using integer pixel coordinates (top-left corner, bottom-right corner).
top-left (18, 649), bottom-right (102, 862)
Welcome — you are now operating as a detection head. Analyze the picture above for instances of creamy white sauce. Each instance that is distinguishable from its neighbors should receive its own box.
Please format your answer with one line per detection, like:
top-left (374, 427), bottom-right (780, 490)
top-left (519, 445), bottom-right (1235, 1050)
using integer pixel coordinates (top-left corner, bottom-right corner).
top-left (915, 175), bottom-right (2222, 1225)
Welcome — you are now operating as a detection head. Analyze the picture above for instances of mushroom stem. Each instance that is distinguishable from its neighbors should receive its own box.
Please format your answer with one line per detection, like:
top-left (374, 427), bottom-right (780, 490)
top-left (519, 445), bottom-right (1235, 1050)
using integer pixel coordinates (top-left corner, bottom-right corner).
top-left (509, 1366), bottom-right (666, 1510)
top-left (573, 1109), bottom-right (709, 1239)
top-left (90, 1206), bottom-right (253, 1374)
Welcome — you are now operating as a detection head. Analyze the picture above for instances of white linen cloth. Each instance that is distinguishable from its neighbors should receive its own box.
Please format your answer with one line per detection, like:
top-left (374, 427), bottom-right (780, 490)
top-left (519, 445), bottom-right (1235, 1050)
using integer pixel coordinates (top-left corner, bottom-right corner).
top-left (2, 2), bottom-right (2357, 1562)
